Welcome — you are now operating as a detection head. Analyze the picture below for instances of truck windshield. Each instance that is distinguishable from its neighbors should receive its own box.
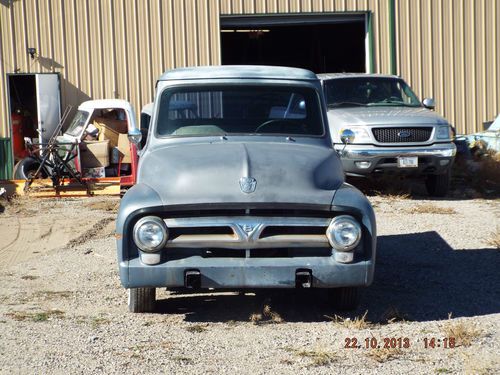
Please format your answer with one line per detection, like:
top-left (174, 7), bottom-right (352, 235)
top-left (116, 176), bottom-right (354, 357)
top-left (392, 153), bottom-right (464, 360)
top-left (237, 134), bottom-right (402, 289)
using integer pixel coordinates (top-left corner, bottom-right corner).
top-left (324, 77), bottom-right (421, 108)
top-left (65, 110), bottom-right (89, 137)
top-left (156, 86), bottom-right (324, 137)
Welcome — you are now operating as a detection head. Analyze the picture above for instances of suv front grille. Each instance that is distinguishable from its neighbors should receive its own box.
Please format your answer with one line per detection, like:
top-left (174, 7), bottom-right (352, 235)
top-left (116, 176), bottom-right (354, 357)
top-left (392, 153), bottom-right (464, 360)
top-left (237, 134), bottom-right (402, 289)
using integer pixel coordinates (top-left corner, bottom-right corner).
top-left (372, 127), bottom-right (433, 143)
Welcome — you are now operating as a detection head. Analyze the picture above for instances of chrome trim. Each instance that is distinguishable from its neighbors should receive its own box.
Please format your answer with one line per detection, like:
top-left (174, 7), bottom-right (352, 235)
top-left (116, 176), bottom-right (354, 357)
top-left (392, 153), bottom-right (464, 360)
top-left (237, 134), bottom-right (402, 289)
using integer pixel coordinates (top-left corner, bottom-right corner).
top-left (335, 143), bottom-right (456, 159)
top-left (163, 216), bottom-right (331, 249)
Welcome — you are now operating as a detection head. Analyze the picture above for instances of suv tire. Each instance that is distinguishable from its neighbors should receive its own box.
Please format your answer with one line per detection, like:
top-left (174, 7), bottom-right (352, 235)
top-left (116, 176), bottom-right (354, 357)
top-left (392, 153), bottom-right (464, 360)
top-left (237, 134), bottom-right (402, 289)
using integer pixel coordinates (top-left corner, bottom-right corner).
top-left (425, 170), bottom-right (450, 197)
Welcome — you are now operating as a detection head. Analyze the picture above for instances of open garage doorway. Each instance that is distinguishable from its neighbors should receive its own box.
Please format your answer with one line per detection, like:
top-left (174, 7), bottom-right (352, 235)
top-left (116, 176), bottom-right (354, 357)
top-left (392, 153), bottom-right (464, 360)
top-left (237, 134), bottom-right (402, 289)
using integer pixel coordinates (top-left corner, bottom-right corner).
top-left (221, 14), bottom-right (369, 74)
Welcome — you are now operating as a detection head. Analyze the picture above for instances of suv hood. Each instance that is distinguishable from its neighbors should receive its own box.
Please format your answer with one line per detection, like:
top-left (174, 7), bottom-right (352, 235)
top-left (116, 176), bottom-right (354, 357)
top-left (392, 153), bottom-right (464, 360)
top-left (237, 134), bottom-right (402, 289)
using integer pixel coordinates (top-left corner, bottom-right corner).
top-left (138, 141), bottom-right (343, 207)
top-left (327, 106), bottom-right (449, 126)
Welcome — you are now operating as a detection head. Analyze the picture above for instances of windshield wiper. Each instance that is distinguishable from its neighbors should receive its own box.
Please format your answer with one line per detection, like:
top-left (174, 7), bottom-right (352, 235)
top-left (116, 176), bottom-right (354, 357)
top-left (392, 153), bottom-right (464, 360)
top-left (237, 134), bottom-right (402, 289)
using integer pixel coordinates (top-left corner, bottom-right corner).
top-left (368, 99), bottom-right (418, 107)
top-left (328, 101), bottom-right (367, 108)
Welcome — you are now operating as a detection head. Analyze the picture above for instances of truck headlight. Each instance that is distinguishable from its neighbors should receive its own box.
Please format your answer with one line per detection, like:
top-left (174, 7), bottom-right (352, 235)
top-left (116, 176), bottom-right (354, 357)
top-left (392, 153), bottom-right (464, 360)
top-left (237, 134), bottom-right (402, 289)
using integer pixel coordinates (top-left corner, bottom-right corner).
top-left (436, 125), bottom-right (452, 139)
top-left (326, 215), bottom-right (361, 251)
top-left (133, 216), bottom-right (168, 252)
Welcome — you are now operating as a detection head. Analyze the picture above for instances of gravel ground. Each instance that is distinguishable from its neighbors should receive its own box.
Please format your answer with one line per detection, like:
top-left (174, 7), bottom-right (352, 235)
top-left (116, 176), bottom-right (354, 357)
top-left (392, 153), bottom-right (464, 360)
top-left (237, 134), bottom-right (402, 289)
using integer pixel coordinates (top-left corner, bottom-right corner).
top-left (0, 195), bottom-right (498, 374)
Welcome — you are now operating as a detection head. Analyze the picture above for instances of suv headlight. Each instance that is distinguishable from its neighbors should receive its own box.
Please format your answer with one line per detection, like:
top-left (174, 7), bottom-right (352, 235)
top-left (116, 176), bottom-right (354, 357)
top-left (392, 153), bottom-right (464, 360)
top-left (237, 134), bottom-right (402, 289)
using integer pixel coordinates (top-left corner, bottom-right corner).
top-left (436, 125), bottom-right (453, 140)
top-left (133, 216), bottom-right (168, 252)
top-left (340, 127), bottom-right (371, 143)
top-left (326, 215), bottom-right (362, 251)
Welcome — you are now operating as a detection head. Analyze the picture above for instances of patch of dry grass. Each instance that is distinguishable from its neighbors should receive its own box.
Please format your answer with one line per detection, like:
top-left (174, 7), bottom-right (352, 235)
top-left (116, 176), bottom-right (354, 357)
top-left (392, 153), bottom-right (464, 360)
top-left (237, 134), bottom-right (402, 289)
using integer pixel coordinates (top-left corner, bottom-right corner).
top-left (441, 320), bottom-right (482, 347)
top-left (367, 347), bottom-right (403, 362)
top-left (411, 204), bottom-right (457, 215)
top-left (84, 199), bottom-right (120, 212)
top-left (486, 229), bottom-right (500, 249)
top-left (325, 310), bottom-right (372, 329)
top-left (185, 324), bottom-right (208, 333)
top-left (249, 300), bottom-right (283, 325)
top-left (34, 290), bottom-right (73, 300)
top-left (288, 348), bottom-right (337, 367)
top-left (380, 306), bottom-right (410, 324)
top-left (20, 275), bottom-right (39, 280)
top-left (458, 147), bottom-right (500, 197)
top-left (5, 309), bottom-right (65, 322)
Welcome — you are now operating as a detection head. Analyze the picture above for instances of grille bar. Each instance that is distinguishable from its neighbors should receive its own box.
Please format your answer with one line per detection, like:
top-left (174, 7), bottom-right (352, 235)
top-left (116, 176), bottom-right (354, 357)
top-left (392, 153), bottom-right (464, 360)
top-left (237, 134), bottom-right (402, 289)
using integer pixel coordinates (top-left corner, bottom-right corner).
top-left (372, 127), bottom-right (433, 143)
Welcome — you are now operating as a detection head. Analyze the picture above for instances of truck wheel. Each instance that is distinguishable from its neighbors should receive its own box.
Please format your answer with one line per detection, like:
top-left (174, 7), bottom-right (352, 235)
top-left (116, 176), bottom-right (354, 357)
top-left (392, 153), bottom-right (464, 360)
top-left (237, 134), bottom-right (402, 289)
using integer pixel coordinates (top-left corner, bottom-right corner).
top-left (425, 170), bottom-right (450, 197)
top-left (13, 157), bottom-right (47, 179)
top-left (329, 287), bottom-right (360, 311)
top-left (128, 288), bottom-right (156, 313)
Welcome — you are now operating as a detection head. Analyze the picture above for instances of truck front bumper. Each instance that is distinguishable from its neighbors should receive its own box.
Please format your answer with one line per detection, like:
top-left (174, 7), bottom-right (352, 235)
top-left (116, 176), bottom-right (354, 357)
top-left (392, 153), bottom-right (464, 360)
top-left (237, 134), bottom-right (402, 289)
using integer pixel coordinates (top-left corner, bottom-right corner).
top-left (334, 142), bottom-right (456, 176)
top-left (120, 256), bottom-right (374, 289)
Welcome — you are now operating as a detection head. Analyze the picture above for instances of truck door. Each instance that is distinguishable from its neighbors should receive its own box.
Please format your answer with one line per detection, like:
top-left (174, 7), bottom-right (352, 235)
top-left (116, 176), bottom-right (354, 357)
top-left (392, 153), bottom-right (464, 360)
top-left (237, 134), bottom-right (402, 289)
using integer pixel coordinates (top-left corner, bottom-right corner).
top-left (35, 74), bottom-right (61, 144)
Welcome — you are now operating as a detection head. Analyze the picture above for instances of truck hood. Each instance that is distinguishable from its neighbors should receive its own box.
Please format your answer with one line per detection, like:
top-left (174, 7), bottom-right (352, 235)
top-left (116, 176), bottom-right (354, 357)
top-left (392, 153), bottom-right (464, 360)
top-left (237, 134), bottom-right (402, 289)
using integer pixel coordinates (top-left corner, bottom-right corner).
top-left (138, 141), bottom-right (344, 207)
top-left (327, 106), bottom-right (450, 127)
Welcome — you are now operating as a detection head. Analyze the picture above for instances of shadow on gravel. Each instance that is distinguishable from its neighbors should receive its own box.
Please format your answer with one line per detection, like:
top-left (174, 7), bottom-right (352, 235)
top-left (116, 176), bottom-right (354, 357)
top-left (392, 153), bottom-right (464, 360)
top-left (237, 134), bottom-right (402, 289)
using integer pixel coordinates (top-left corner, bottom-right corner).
top-left (365, 231), bottom-right (500, 322)
top-left (154, 231), bottom-right (499, 323)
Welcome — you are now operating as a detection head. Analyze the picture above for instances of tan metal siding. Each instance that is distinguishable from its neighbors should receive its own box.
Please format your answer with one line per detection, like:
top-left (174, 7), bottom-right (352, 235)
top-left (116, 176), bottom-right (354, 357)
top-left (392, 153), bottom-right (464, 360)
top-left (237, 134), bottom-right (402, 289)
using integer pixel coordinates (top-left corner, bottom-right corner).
top-left (0, 0), bottom-right (219, 139)
top-left (0, 0), bottom-right (499, 139)
top-left (395, 0), bottom-right (500, 133)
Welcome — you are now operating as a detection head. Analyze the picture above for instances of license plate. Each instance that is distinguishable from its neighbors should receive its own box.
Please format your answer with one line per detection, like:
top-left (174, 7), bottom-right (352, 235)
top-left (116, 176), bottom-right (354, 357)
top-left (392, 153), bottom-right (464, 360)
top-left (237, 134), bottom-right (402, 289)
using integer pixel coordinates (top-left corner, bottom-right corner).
top-left (397, 156), bottom-right (418, 168)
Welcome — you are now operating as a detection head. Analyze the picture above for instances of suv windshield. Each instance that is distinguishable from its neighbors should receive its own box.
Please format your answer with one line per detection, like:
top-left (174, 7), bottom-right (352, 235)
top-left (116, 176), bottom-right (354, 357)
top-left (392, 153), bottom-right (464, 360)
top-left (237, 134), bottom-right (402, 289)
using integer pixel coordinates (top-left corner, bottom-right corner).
top-left (65, 110), bottom-right (89, 137)
top-left (156, 86), bottom-right (324, 137)
top-left (324, 77), bottom-right (421, 108)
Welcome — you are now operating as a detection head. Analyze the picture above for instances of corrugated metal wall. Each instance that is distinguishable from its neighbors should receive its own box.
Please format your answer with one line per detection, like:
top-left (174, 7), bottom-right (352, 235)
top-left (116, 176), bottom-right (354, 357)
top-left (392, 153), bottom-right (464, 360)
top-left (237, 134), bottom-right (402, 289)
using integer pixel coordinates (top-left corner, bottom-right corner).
top-left (0, 0), bottom-right (499, 141)
top-left (0, 0), bottom-right (221, 140)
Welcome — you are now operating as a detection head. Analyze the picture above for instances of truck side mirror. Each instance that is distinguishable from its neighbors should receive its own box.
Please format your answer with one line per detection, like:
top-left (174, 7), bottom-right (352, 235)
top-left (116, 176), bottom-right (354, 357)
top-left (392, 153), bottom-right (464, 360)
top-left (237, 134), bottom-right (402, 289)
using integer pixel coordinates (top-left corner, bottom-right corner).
top-left (128, 128), bottom-right (142, 148)
top-left (340, 129), bottom-right (355, 144)
top-left (422, 97), bottom-right (435, 110)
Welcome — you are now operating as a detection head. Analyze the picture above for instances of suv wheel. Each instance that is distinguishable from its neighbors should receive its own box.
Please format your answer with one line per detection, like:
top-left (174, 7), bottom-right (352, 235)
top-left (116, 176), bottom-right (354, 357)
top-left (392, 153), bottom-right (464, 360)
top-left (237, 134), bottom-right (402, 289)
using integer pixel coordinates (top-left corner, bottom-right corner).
top-left (128, 288), bottom-right (156, 313)
top-left (328, 287), bottom-right (360, 311)
top-left (425, 170), bottom-right (450, 197)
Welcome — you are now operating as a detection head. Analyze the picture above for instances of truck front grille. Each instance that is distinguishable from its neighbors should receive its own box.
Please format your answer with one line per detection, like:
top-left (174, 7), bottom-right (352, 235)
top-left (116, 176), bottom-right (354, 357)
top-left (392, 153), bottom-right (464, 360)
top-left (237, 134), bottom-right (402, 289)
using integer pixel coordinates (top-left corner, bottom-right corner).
top-left (163, 216), bottom-right (331, 249)
top-left (372, 127), bottom-right (433, 143)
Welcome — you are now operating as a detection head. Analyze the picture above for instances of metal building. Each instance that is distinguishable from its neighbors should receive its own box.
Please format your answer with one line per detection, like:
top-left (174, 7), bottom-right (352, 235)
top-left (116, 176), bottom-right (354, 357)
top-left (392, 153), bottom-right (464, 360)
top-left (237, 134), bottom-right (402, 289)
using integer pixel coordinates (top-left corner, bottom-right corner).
top-left (0, 0), bottom-right (499, 179)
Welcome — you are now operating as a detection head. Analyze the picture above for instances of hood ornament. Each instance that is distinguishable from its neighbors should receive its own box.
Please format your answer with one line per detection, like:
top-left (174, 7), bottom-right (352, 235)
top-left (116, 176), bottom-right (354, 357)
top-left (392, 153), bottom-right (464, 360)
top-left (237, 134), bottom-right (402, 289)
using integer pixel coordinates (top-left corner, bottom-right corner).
top-left (239, 177), bottom-right (257, 194)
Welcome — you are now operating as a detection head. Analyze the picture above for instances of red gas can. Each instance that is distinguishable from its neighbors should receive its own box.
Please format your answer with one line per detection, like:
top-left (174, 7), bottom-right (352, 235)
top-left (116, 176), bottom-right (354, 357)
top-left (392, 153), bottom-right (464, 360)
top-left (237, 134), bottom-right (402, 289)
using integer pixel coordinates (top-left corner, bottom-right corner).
top-left (11, 111), bottom-right (27, 160)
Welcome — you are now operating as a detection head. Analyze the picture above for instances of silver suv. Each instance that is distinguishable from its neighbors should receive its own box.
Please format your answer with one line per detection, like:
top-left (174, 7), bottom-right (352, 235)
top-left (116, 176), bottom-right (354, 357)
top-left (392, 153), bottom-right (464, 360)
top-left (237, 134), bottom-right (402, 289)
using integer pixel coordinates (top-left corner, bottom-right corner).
top-left (318, 74), bottom-right (456, 196)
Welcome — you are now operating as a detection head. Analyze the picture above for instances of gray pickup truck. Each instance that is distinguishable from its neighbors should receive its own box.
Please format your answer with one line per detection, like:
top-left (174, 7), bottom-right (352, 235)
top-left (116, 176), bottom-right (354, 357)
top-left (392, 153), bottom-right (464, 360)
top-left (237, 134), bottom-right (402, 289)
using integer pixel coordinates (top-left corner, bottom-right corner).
top-left (318, 73), bottom-right (457, 196)
top-left (116, 66), bottom-right (376, 313)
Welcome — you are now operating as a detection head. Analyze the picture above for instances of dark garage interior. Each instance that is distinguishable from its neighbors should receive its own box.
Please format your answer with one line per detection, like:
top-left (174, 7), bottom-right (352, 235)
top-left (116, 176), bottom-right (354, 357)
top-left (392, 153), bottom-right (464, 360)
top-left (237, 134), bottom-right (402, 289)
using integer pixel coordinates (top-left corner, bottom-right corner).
top-left (221, 20), bottom-right (366, 74)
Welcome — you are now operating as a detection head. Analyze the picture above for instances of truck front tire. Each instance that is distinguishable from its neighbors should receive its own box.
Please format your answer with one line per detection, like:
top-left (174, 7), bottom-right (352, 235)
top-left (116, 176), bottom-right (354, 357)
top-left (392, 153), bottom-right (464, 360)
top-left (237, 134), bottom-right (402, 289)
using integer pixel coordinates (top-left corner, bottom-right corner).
top-left (128, 288), bottom-right (156, 313)
top-left (329, 287), bottom-right (360, 311)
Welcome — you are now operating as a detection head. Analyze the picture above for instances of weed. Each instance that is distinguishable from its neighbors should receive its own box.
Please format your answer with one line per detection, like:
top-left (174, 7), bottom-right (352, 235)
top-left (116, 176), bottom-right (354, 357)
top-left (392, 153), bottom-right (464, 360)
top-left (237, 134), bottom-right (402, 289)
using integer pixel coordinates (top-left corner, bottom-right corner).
top-left (486, 229), bottom-right (500, 249)
top-left (34, 290), bottom-right (73, 300)
top-left (293, 348), bottom-right (337, 367)
top-left (172, 356), bottom-right (193, 364)
top-left (381, 306), bottom-right (410, 323)
top-left (367, 347), bottom-right (403, 362)
top-left (249, 300), bottom-right (283, 324)
top-left (21, 275), bottom-right (39, 280)
top-left (434, 368), bottom-right (451, 374)
top-left (90, 316), bottom-right (111, 328)
top-left (84, 200), bottom-right (120, 212)
top-left (185, 324), bottom-right (208, 333)
top-left (411, 204), bottom-right (457, 215)
top-left (441, 320), bottom-right (482, 347)
top-left (6, 309), bottom-right (64, 322)
top-left (325, 310), bottom-right (371, 329)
